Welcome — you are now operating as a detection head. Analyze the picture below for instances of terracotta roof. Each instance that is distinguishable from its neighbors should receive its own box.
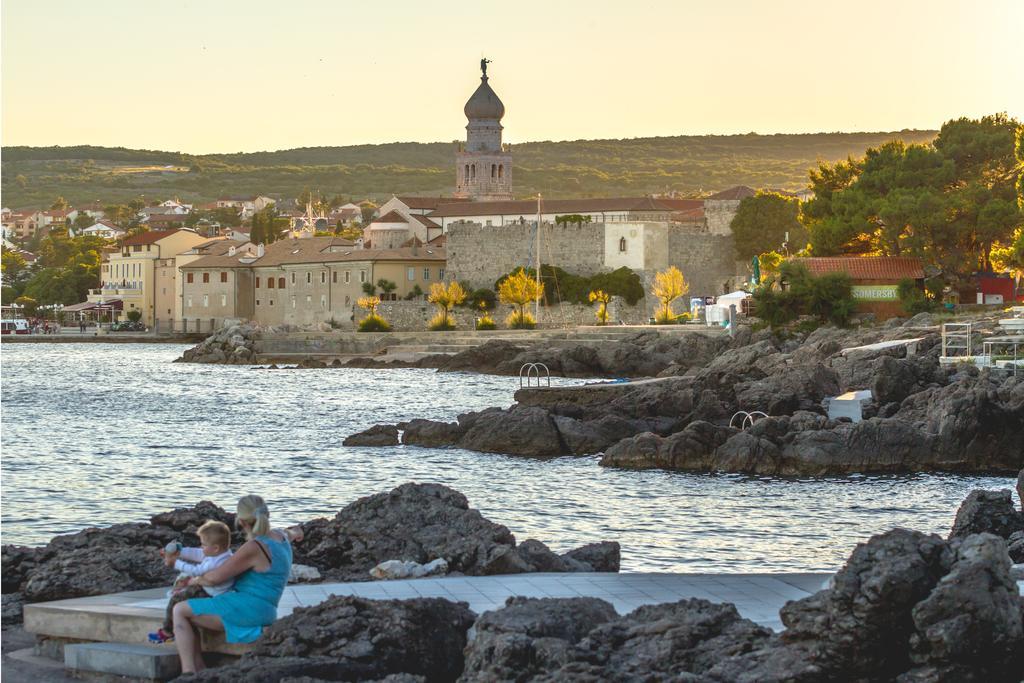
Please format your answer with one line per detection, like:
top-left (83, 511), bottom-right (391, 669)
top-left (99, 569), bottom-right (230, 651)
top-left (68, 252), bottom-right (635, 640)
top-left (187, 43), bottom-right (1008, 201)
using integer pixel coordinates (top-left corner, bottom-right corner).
top-left (672, 207), bottom-right (705, 221)
top-left (428, 234), bottom-right (446, 246)
top-left (654, 198), bottom-right (703, 211)
top-left (788, 257), bottom-right (925, 280)
top-left (373, 211), bottom-right (409, 224)
top-left (121, 229), bottom-right (192, 246)
top-left (707, 186), bottom-right (757, 201)
top-left (396, 196), bottom-right (471, 210)
top-left (413, 214), bottom-right (440, 229)
top-left (427, 196), bottom-right (686, 218)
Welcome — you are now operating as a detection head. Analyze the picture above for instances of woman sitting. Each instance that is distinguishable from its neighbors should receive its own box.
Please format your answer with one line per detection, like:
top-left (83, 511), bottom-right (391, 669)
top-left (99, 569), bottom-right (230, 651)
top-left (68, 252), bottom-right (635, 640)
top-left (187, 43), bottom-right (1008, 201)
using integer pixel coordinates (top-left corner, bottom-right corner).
top-left (172, 494), bottom-right (302, 673)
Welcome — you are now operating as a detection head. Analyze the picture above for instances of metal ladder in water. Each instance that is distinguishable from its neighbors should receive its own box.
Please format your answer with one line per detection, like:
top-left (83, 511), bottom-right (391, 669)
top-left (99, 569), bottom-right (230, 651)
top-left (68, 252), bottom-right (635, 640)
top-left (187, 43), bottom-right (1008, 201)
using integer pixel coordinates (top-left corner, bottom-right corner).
top-left (729, 411), bottom-right (768, 430)
top-left (519, 362), bottom-right (551, 388)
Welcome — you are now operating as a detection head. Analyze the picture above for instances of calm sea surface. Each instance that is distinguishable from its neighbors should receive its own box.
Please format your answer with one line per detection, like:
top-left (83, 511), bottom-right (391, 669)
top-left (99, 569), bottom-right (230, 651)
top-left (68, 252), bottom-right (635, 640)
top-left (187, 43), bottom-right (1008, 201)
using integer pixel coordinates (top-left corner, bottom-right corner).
top-left (1, 343), bottom-right (1017, 573)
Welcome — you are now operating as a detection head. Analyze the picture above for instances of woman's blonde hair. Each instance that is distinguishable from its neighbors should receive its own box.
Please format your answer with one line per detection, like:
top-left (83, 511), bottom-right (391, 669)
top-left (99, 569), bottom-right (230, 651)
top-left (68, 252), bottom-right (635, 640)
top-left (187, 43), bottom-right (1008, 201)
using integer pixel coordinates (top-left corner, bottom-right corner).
top-left (235, 495), bottom-right (271, 540)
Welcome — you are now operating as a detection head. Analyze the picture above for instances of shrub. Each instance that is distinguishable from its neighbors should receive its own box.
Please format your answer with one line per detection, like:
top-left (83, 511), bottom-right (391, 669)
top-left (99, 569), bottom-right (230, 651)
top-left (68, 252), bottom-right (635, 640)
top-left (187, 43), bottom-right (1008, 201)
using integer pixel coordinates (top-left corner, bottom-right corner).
top-left (428, 312), bottom-right (456, 331)
top-left (506, 309), bottom-right (537, 329)
top-left (753, 262), bottom-right (856, 328)
top-left (404, 284), bottom-right (424, 301)
top-left (476, 314), bottom-right (496, 330)
top-left (897, 278), bottom-right (937, 315)
top-left (463, 288), bottom-right (497, 311)
top-left (125, 309), bottom-right (142, 323)
top-left (358, 313), bottom-right (391, 332)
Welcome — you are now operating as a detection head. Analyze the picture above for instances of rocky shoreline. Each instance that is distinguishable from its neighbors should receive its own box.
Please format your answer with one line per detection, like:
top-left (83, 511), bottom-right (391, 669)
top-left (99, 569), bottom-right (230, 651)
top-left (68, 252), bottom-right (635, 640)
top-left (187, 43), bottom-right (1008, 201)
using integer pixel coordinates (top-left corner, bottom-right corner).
top-left (0, 483), bottom-right (619, 628)
top-left (345, 317), bottom-right (1024, 475)
top-left (5, 479), bottom-right (1022, 681)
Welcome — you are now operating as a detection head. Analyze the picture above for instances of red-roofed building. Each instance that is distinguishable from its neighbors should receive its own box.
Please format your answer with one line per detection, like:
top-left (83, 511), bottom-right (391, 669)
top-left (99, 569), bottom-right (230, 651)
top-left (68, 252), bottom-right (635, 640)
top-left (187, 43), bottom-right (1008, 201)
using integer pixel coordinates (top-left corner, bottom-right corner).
top-left (786, 256), bottom-right (925, 319)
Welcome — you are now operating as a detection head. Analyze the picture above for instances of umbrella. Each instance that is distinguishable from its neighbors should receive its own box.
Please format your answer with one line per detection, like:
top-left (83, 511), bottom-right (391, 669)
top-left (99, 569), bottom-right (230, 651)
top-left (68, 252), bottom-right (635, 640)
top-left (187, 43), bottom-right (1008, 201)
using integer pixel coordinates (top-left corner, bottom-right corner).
top-left (751, 256), bottom-right (761, 285)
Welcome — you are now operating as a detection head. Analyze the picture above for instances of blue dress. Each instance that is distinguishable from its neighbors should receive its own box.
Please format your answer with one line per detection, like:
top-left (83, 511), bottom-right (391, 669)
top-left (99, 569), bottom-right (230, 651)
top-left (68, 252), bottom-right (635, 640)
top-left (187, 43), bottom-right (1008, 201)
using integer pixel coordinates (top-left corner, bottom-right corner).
top-left (188, 532), bottom-right (293, 643)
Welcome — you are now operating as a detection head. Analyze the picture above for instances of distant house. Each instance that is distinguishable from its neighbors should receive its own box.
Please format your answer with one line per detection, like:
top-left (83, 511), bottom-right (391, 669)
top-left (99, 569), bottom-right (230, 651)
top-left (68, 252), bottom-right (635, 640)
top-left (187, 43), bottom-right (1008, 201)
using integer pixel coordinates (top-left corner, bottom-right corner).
top-left (785, 256), bottom-right (925, 319)
top-left (79, 220), bottom-right (126, 240)
top-left (216, 195), bottom-right (275, 219)
top-left (145, 212), bottom-right (190, 229)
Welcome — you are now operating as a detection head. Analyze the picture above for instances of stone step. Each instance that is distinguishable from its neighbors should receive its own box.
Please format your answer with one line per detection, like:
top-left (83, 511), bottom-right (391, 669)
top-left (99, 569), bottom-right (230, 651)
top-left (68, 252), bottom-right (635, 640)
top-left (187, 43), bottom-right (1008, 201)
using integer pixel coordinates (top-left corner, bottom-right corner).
top-left (64, 641), bottom-right (180, 681)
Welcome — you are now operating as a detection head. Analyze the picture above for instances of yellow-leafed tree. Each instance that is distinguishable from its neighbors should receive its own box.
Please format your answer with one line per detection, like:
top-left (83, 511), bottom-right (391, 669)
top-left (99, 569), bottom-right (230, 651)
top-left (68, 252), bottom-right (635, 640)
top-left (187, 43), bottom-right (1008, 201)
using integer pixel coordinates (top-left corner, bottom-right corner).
top-left (651, 266), bottom-right (688, 324)
top-left (426, 281), bottom-right (467, 331)
top-left (588, 289), bottom-right (611, 325)
top-left (356, 295), bottom-right (390, 332)
top-left (498, 269), bottom-right (544, 329)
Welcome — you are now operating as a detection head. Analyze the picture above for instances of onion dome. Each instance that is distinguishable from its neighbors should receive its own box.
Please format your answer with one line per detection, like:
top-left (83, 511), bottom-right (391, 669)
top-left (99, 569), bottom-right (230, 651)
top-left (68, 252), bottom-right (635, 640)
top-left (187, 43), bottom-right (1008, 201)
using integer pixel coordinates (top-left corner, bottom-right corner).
top-left (464, 76), bottom-right (505, 121)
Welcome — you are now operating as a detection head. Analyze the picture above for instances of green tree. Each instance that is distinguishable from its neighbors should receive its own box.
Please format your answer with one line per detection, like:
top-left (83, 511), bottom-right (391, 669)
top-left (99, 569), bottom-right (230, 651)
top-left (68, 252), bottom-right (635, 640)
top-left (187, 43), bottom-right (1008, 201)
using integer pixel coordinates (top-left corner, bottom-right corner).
top-left (376, 278), bottom-right (397, 300)
top-left (730, 191), bottom-right (806, 260)
top-left (14, 295), bottom-right (38, 316)
top-left (50, 196), bottom-right (68, 211)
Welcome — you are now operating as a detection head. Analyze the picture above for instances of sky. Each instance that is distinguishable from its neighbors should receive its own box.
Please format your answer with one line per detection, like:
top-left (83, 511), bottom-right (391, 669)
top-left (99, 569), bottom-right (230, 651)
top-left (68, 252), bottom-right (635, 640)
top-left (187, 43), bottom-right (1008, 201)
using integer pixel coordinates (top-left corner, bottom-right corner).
top-left (2, 0), bottom-right (1023, 154)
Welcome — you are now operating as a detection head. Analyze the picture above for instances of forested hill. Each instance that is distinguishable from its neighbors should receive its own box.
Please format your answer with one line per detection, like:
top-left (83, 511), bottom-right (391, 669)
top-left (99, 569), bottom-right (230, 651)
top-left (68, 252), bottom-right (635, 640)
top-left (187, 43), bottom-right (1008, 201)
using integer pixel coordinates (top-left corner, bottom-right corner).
top-left (1, 130), bottom-right (938, 209)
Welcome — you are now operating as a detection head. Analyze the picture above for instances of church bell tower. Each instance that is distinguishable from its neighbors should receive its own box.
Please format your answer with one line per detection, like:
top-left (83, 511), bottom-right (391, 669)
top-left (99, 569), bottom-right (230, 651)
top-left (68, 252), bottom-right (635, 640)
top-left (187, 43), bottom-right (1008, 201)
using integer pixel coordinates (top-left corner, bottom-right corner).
top-left (455, 59), bottom-right (512, 201)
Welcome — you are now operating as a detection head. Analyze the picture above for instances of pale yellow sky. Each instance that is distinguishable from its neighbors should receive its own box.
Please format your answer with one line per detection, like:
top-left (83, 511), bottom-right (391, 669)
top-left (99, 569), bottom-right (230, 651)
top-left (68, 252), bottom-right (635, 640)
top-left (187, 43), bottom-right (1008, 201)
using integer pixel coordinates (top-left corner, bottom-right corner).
top-left (2, 0), bottom-right (1022, 154)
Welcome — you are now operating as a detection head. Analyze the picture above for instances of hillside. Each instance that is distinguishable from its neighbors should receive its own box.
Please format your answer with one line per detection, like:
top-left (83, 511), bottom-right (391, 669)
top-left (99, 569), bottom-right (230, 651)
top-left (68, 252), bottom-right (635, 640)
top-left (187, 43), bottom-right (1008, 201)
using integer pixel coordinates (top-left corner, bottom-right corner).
top-left (1, 131), bottom-right (938, 209)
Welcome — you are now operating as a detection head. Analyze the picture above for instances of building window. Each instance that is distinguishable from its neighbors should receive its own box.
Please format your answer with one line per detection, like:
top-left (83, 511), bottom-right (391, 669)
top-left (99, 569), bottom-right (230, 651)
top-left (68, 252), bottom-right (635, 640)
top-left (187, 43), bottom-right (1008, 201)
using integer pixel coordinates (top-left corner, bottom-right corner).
top-left (221, 294), bottom-right (227, 306)
top-left (220, 272), bottom-right (227, 283)
top-left (267, 278), bottom-right (275, 289)
top-left (345, 271), bottom-right (351, 283)
top-left (345, 295), bottom-right (350, 306)
top-left (269, 299), bottom-right (274, 306)
top-left (423, 268), bottom-right (430, 280)
top-left (320, 271), bottom-right (326, 284)
top-left (320, 294), bottom-right (327, 308)
top-left (256, 277), bottom-right (261, 288)
top-left (278, 277), bottom-right (285, 289)
top-left (202, 272), bottom-right (210, 284)
top-left (619, 237), bottom-right (627, 252)
top-left (291, 272), bottom-right (296, 284)
top-left (464, 164), bottom-right (469, 180)
top-left (186, 296), bottom-right (192, 308)
top-left (186, 273), bottom-right (194, 284)
top-left (407, 267), bottom-right (415, 281)
top-left (359, 270), bottom-right (366, 283)
top-left (491, 164), bottom-right (496, 178)
top-left (202, 294), bottom-right (209, 308)
top-left (332, 271), bottom-right (337, 283)
top-left (499, 164), bottom-right (504, 179)
top-left (256, 299), bottom-right (261, 306)
top-left (439, 268), bottom-right (445, 280)
top-left (306, 272), bottom-right (311, 284)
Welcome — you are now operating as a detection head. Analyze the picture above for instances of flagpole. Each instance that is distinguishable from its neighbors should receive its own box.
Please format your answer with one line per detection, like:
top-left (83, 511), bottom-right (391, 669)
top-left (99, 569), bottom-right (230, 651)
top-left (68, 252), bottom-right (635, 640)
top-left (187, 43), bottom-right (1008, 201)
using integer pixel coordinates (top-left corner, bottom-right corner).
top-left (535, 194), bottom-right (542, 320)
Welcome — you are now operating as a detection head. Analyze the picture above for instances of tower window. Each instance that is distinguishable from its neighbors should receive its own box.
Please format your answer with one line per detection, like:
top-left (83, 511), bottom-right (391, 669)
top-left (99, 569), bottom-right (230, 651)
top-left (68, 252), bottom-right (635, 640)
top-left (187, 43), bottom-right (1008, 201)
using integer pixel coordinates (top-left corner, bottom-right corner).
top-left (491, 164), bottom-right (496, 179)
top-left (619, 237), bottom-right (627, 253)
top-left (464, 164), bottom-right (469, 180)
top-left (499, 164), bottom-right (504, 179)
top-left (471, 164), bottom-right (476, 179)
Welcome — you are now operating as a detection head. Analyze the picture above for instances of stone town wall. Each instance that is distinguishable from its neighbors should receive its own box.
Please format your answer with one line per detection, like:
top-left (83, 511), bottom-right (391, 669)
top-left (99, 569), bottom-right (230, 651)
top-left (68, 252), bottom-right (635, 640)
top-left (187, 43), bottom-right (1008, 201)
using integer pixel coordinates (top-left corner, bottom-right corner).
top-left (446, 221), bottom-right (606, 289)
top-left (447, 220), bottom-right (744, 301)
top-left (356, 297), bottom-right (649, 331)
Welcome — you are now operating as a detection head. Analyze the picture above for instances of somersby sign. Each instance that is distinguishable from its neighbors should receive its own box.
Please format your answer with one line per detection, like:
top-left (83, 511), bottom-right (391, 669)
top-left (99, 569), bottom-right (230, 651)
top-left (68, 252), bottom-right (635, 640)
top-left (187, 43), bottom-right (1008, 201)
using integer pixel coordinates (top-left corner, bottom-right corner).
top-left (852, 285), bottom-right (899, 301)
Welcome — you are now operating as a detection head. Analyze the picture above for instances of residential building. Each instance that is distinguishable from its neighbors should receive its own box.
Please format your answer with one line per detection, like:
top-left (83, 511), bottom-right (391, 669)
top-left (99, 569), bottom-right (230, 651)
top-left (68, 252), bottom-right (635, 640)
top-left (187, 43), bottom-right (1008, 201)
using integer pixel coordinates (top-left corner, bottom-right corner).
top-left (180, 236), bottom-right (445, 327)
top-left (88, 228), bottom-right (208, 324)
top-left (79, 220), bottom-right (126, 240)
top-left (152, 237), bottom-right (252, 326)
top-left (216, 195), bottom-right (275, 219)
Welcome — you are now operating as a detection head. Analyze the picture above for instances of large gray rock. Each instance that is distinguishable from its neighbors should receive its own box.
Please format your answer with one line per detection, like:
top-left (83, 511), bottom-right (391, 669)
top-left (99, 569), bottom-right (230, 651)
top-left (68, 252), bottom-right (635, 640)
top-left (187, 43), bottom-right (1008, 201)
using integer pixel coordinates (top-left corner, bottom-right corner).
top-left (295, 483), bottom-right (516, 582)
top-left (734, 363), bottom-right (839, 415)
top-left (599, 421), bottom-right (734, 471)
top-left (343, 424), bottom-right (400, 447)
top-left (948, 489), bottom-right (1024, 540)
top-left (560, 541), bottom-right (620, 573)
top-left (779, 528), bottom-right (953, 680)
top-left (457, 406), bottom-right (565, 457)
top-left (906, 534), bottom-right (1024, 680)
top-left (552, 414), bottom-right (640, 455)
top-left (401, 419), bottom-right (463, 448)
top-left (460, 597), bottom-right (772, 681)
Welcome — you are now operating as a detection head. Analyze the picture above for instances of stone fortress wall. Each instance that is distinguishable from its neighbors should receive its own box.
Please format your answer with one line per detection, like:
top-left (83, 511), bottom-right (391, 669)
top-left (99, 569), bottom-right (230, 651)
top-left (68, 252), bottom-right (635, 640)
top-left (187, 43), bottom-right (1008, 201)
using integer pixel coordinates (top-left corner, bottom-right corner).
top-left (446, 221), bottom-right (746, 300)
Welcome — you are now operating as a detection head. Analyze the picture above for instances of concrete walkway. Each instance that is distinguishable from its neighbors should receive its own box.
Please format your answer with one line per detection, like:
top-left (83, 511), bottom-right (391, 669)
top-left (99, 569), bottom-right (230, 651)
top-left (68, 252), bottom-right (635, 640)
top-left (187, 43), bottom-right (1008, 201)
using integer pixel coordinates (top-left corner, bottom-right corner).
top-left (27, 572), bottom-right (832, 644)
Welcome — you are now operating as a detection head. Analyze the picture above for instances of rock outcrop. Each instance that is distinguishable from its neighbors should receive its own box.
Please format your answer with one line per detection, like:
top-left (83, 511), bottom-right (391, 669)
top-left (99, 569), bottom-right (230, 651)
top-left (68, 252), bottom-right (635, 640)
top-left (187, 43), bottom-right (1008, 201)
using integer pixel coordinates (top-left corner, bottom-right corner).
top-left (295, 483), bottom-right (619, 581)
top-left (343, 425), bottom-right (400, 447)
top-left (178, 596), bottom-right (475, 683)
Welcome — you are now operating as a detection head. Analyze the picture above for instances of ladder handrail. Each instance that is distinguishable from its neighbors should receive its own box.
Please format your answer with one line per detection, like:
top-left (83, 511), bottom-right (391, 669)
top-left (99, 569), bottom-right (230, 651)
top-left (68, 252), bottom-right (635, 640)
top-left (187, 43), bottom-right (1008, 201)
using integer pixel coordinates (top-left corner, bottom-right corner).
top-left (519, 362), bottom-right (551, 388)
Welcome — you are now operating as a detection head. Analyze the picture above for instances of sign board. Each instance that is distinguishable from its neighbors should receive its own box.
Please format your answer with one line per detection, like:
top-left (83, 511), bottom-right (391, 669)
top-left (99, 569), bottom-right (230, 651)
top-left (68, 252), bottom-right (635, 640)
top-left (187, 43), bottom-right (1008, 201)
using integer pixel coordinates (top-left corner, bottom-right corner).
top-left (852, 285), bottom-right (899, 301)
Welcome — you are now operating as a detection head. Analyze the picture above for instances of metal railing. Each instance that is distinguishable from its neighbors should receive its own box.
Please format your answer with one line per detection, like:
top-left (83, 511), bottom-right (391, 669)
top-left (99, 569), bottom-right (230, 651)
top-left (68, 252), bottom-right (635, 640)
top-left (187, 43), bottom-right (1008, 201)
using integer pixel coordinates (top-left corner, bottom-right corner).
top-left (519, 362), bottom-right (551, 388)
top-left (729, 410), bottom-right (768, 430)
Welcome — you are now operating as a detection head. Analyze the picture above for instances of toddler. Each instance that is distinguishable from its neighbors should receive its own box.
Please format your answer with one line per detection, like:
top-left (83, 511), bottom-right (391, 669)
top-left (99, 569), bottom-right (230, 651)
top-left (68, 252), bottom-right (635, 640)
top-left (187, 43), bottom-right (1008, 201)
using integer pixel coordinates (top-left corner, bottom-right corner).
top-left (148, 520), bottom-right (234, 644)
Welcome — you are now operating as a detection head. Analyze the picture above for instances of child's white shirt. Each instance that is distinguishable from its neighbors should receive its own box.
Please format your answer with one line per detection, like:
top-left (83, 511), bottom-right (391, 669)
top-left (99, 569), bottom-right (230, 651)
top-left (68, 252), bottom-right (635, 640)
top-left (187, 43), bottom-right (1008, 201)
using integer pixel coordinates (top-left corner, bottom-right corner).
top-left (174, 548), bottom-right (234, 596)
